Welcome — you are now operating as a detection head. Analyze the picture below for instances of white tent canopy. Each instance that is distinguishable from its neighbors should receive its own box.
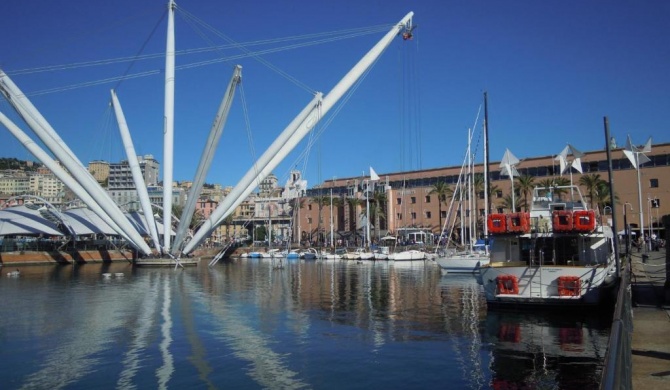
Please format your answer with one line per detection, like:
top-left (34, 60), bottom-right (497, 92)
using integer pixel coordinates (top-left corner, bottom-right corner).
top-left (0, 205), bottom-right (174, 238)
top-left (0, 205), bottom-right (63, 236)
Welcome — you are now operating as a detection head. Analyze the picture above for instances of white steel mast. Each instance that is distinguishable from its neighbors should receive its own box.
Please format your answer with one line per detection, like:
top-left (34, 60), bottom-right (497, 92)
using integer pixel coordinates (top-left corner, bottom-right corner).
top-left (182, 12), bottom-right (414, 255)
top-left (162, 0), bottom-right (176, 253)
top-left (111, 90), bottom-right (162, 253)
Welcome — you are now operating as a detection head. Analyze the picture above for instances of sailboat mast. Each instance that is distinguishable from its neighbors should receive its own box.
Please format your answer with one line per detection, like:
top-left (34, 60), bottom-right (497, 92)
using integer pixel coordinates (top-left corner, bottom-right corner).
top-left (330, 187), bottom-right (334, 248)
top-left (162, 0), bottom-right (176, 253)
top-left (483, 92), bottom-right (490, 239)
top-left (467, 128), bottom-right (474, 250)
top-left (366, 180), bottom-right (371, 249)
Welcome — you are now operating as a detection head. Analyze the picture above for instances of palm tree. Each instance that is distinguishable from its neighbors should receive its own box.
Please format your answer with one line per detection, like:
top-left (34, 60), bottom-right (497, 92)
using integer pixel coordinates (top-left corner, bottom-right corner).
top-left (552, 177), bottom-right (571, 201)
top-left (324, 195), bottom-right (342, 246)
top-left (594, 180), bottom-right (618, 213)
top-left (501, 193), bottom-right (516, 212)
top-left (538, 178), bottom-right (555, 198)
top-left (371, 190), bottom-right (387, 241)
top-left (289, 198), bottom-right (305, 244)
top-left (516, 175), bottom-right (535, 211)
top-left (428, 181), bottom-right (452, 234)
top-left (311, 194), bottom-right (331, 246)
top-left (347, 197), bottom-right (363, 245)
top-left (578, 173), bottom-right (602, 210)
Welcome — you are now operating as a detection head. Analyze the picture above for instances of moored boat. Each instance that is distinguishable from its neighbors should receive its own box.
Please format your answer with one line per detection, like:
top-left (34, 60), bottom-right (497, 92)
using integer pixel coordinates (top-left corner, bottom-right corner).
top-left (389, 249), bottom-right (426, 261)
top-left (477, 184), bottom-right (619, 308)
top-left (436, 248), bottom-right (489, 273)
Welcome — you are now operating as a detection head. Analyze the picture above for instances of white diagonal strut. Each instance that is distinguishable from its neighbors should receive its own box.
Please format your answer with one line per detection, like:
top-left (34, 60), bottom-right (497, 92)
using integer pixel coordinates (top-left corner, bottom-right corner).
top-left (182, 11), bottom-right (414, 255)
top-left (172, 65), bottom-right (242, 254)
top-left (111, 89), bottom-right (162, 253)
top-left (0, 70), bottom-right (152, 255)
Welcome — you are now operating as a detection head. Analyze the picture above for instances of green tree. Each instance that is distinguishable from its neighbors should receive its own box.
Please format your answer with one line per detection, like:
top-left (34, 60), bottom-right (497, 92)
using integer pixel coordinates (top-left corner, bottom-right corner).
top-left (311, 194), bottom-right (331, 245)
top-left (578, 173), bottom-right (602, 211)
top-left (516, 175), bottom-right (536, 211)
top-left (428, 181), bottom-right (453, 233)
top-left (552, 177), bottom-right (571, 201)
top-left (369, 190), bottom-right (387, 241)
top-left (501, 193), bottom-right (516, 212)
top-left (347, 197), bottom-right (363, 245)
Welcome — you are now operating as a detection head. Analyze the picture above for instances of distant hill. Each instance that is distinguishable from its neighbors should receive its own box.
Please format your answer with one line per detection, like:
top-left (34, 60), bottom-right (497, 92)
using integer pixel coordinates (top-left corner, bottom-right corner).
top-left (0, 157), bottom-right (39, 171)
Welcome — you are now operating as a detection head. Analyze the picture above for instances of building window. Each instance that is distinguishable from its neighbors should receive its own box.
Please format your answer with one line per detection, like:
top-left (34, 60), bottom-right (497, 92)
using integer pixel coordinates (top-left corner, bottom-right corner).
top-left (307, 217), bottom-right (312, 224)
top-left (396, 198), bottom-right (402, 205)
top-left (496, 190), bottom-right (503, 198)
top-left (650, 178), bottom-right (659, 188)
top-left (397, 213), bottom-right (402, 220)
top-left (425, 195), bottom-right (431, 203)
top-left (411, 196), bottom-right (416, 204)
top-left (308, 204), bottom-right (312, 210)
top-left (497, 207), bottom-right (504, 213)
top-left (479, 208), bottom-right (485, 217)
top-left (425, 211), bottom-right (432, 219)
top-left (441, 210), bottom-right (447, 219)
top-left (411, 212), bottom-right (416, 220)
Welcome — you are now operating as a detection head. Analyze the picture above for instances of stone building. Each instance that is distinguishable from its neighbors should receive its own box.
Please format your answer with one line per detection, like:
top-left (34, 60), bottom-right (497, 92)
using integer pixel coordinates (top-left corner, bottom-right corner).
top-left (300, 142), bottom-right (670, 244)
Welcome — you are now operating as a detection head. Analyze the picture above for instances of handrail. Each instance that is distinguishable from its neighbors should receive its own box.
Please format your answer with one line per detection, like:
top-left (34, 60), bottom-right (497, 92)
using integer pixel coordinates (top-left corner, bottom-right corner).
top-left (599, 258), bottom-right (633, 389)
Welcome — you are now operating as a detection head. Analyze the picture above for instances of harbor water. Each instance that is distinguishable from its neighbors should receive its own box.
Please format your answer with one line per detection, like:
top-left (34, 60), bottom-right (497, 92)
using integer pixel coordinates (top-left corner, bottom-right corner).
top-left (0, 258), bottom-right (611, 389)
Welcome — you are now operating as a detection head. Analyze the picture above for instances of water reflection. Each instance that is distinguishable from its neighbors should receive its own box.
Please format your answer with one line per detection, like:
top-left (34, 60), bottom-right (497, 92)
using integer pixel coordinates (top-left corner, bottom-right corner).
top-left (0, 260), bottom-right (609, 389)
top-left (484, 310), bottom-right (610, 389)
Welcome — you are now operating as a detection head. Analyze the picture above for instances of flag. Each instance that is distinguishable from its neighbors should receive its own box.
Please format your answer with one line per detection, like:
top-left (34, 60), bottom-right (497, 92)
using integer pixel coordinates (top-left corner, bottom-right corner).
top-left (370, 166), bottom-right (380, 181)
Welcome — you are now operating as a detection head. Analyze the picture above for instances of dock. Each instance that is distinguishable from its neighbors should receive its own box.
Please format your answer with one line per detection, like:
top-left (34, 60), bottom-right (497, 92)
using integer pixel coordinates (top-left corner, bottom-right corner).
top-left (630, 247), bottom-right (669, 389)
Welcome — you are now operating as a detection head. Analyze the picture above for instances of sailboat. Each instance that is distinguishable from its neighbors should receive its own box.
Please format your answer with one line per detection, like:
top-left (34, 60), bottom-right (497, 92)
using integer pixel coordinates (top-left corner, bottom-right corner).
top-left (435, 95), bottom-right (491, 273)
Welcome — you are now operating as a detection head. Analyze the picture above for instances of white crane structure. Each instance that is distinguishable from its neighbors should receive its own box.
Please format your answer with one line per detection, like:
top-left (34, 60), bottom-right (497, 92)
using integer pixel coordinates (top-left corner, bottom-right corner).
top-left (0, 0), bottom-right (414, 260)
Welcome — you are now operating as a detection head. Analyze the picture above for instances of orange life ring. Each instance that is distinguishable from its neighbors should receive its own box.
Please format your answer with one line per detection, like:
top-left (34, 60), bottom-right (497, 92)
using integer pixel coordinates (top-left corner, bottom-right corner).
top-left (552, 210), bottom-right (573, 232)
top-left (573, 210), bottom-right (596, 232)
top-left (506, 212), bottom-right (530, 234)
top-left (488, 214), bottom-right (507, 234)
top-left (497, 274), bottom-right (519, 295)
top-left (557, 276), bottom-right (581, 297)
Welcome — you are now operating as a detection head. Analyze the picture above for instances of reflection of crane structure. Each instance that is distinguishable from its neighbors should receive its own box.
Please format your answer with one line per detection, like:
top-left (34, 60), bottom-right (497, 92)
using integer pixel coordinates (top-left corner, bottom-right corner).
top-left (439, 277), bottom-right (487, 388)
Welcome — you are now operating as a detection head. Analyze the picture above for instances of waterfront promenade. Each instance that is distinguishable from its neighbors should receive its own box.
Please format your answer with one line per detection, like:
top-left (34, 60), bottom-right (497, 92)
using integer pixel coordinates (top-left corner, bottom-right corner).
top-left (630, 247), bottom-right (670, 389)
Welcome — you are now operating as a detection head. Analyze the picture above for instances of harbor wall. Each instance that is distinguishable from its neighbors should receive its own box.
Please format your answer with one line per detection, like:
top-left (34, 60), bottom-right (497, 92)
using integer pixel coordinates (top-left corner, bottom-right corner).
top-left (0, 249), bottom-right (135, 266)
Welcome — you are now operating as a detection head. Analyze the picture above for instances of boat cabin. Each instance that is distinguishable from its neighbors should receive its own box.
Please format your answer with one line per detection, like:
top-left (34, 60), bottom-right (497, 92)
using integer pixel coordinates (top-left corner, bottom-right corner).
top-left (488, 185), bottom-right (612, 266)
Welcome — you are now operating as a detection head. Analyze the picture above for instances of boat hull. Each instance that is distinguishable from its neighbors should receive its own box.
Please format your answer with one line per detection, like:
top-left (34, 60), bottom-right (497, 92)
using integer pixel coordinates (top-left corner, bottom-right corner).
top-left (390, 250), bottom-right (426, 261)
top-left (477, 259), bottom-right (619, 309)
top-left (135, 257), bottom-right (199, 266)
top-left (436, 253), bottom-right (489, 273)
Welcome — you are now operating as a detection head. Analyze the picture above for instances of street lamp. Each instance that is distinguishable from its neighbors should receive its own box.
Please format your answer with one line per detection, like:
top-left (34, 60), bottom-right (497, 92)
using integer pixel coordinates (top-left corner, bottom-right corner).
top-left (623, 135), bottom-right (652, 253)
top-left (623, 202), bottom-right (633, 255)
top-left (603, 206), bottom-right (612, 226)
top-left (647, 197), bottom-right (653, 251)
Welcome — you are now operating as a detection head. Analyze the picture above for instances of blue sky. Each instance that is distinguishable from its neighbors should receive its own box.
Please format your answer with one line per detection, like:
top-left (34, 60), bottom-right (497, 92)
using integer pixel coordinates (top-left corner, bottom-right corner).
top-left (1, 0), bottom-right (668, 190)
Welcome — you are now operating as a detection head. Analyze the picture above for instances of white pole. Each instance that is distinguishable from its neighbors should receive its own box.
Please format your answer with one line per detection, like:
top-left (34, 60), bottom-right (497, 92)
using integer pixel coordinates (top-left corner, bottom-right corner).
top-left (162, 0), bottom-right (176, 252)
top-left (366, 180), bottom-right (371, 249)
top-left (636, 164), bottom-right (645, 253)
top-left (330, 188), bottom-right (334, 248)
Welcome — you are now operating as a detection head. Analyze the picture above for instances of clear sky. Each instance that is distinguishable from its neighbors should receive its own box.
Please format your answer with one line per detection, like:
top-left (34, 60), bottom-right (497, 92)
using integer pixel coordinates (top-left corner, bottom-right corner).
top-left (1, 0), bottom-right (668, 190)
